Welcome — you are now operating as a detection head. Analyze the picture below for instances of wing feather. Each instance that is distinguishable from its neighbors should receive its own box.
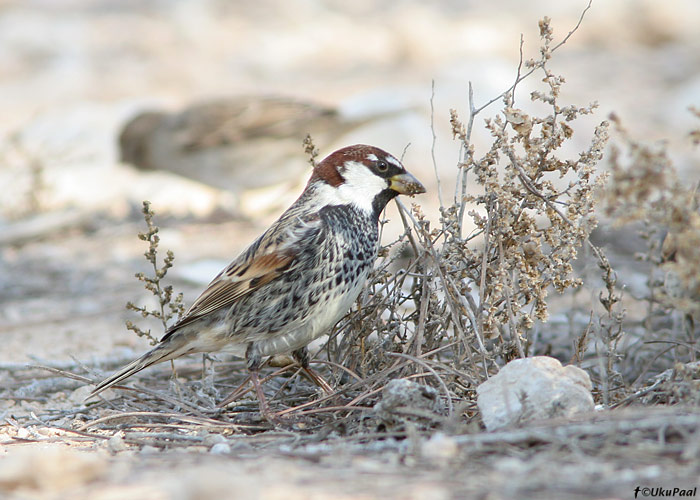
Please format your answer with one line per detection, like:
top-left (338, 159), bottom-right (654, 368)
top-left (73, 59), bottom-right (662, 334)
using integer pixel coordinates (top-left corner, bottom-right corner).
top-left (162, 213), bottom-right (321, 336)
top-left (168, 252), bottom-right (294, 332)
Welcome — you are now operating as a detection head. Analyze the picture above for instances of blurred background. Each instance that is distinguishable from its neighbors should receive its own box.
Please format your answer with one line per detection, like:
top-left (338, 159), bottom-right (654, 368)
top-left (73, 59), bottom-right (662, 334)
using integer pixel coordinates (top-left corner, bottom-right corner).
top-left (0, 0), bottom-right (699, 364)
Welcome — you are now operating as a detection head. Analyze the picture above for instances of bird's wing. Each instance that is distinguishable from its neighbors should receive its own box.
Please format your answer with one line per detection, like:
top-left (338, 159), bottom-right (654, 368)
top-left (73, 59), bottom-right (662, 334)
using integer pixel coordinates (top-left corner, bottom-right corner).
top-left (162, 212), bottom-right (321, 336)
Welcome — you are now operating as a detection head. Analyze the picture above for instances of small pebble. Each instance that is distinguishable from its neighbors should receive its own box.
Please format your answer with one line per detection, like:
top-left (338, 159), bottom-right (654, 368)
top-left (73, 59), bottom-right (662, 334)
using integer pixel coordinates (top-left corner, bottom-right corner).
top-left (203, 434), bottom-right (227, 447)
top-left (422, 433), bottom-right (458, 462)
top-left (68, 385), bottom-right (94, 405)
top-left (108, 434), bottom-right (128, 453)
top-left (210, 442), bottom-right (231, 455)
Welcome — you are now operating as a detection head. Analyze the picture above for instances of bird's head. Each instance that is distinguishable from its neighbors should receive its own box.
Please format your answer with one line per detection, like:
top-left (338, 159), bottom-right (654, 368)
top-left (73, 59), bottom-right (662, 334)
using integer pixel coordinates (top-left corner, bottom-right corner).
top-left (308, 144), bottom-right (426, 219)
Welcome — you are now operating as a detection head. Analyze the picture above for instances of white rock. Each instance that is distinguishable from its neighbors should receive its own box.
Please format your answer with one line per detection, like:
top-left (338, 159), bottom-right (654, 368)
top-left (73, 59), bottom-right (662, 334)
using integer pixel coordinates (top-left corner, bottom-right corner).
top-left (210, 442), bottom-right (231, 455)
top-left (421, 432), bottom-right (458, 462)
top-left (476, 356), bottom-right (594, 431)
top-left (107, 434), bottom-right (128, 453)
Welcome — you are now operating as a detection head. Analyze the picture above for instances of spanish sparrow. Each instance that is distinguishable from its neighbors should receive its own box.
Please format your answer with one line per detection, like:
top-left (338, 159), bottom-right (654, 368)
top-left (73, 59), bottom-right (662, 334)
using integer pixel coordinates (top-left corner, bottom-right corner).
top-left (91, 144), bottom-right (425, 419)
top-left (119, 96), bottom-right (385, 194)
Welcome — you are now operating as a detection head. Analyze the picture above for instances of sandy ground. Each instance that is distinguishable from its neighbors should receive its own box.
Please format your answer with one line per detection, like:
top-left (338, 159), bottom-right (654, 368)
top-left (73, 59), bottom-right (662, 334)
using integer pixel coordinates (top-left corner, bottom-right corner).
top-left (2, 1), bottom-right (700, 499)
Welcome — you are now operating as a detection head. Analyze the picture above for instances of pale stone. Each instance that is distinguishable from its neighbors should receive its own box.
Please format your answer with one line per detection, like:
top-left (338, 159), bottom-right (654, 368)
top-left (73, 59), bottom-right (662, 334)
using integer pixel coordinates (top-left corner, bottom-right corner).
top-left (107, 434), bottom-right (128, 453)
top-left (476, 356), bottom-right (594, 431)
top-left (210, 442), bottom-right (232, 455)
top-left (374, 379), bottom-right (441, 415)
top-left (203, 433), bottom-right (227, 448)
top-left (421, 432), bottom-right (458, 462)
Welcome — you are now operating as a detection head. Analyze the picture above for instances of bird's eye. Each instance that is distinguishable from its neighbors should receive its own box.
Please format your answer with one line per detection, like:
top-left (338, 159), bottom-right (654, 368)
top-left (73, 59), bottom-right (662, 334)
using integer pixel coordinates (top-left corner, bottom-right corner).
top-left (376, 160), bottom-right (389, 172)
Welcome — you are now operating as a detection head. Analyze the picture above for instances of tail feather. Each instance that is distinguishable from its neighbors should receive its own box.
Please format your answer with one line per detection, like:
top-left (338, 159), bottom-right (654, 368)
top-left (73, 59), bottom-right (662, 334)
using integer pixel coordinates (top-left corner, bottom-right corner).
top-left (90, 336), bottom-right (190, 397)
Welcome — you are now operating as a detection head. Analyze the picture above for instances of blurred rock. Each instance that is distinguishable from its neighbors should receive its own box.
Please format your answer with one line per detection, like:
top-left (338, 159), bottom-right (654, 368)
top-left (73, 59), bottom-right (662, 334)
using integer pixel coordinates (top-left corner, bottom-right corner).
top-left (118, 95), bottom-right (396, 196)
top-left (374, 378), bottom-right (441, 425)
top-left (202, 433), bottom-right (227, 448)
top-left (67, 385), bottom-right (94, 405)
top-left (421, 432), bottom-right (458, 462)
top-left (0, 445), bottom-right (106, 493)
top-left (174, 258), bottom-right (229, 285)
top-left (107, 433), bottom-right (128, 453)
top-left (476, 356), bottom-right (594, 431)
top-left (210, 442), bottom-right (231, 455)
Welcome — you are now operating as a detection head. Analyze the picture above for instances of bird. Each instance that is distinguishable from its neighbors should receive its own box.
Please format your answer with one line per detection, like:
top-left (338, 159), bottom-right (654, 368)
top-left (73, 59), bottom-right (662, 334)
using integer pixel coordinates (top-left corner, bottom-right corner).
top-left (91, 144), bottom-right (426, 420)
top-left (118, 96), bottom-right (402, 197)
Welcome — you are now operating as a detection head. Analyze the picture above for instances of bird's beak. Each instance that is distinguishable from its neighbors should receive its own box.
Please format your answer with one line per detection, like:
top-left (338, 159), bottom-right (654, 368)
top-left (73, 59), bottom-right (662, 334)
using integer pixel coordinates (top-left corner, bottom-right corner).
top-left (389, 172), bottom-right (426, 196)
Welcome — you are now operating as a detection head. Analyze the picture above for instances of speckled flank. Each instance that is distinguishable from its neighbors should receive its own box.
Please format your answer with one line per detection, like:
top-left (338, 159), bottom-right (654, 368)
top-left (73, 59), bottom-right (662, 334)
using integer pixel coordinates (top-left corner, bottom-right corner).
top-left (177, 203), bottom-right (378, 357)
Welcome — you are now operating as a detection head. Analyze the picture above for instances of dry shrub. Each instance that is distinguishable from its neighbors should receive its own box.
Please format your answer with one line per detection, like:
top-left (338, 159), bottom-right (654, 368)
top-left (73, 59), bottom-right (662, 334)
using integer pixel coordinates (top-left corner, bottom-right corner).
top-left (0, 129), bottom-right (49, 218)
top-left (125, 201), bottom-right (185, 345)
top-left (599, 112), bottom-right (700, 401)
top-left (605, 115), bottom-right (700, 318)
top-left (327, 9), bottom-right (614, 406)
top-left (326, 11), bottom-right (699, 413)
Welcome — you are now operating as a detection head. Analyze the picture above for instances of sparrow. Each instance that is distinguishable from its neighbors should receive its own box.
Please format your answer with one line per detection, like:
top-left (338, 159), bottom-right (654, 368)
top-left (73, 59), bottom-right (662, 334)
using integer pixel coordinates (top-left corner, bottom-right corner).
top-left (91, 144), bottom-right (426, 419)
top-left (118, 96), bottom-right (400, 196)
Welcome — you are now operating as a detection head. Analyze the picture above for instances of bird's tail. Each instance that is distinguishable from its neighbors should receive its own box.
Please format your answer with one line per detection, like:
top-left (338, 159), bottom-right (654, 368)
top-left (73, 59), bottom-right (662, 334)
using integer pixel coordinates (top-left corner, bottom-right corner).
top-left (89, 335), bottom-right (191, 398)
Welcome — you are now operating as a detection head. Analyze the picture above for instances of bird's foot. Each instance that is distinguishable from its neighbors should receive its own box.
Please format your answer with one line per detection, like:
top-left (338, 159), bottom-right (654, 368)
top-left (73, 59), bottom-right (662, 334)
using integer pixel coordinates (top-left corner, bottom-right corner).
top-left (217, 375), bottom-right (253, 408)
top-left (301, 366), bottom-right (334, 395)
top-left (218, 371), bottom-right (285, 426)
top-left (291, 348), bottom-right (334, 395)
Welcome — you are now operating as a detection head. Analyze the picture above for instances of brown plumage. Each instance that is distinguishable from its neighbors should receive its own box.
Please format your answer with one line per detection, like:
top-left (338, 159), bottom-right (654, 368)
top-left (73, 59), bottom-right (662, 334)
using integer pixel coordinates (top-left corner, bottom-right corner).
top-left (118, 96), bottom-right (398, 197)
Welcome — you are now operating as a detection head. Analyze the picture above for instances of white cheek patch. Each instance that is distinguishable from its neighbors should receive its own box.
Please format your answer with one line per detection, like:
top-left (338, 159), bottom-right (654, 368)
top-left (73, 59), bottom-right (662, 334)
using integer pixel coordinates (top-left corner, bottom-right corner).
top-left (337, 161), bottom-right (389, 213)
top-left (311, 161), bottom-right (389, 214)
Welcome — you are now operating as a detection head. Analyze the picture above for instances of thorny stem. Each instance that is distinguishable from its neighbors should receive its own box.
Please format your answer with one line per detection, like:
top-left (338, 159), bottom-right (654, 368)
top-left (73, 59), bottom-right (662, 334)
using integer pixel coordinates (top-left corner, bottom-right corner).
top-left (509, 34), bottom-right (526, 109)
top-left (394, 198), bottom-right (421, 258)
top-left (126, 201), bottom-right (185, 345)
top-left (303, 134), bottom-right (319, 168)
top-left (411, 275), bottom-right (431, 359)
top-left (456, 83), bottom-right (476, 236)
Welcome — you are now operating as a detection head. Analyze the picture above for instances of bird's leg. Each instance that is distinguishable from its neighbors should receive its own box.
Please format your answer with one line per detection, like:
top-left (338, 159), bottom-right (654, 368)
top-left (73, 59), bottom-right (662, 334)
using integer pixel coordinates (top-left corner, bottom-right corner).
top-left (169, 359), bottom-right (184, 399)
top-left (292, 347), bottom-right (333, 395)
top-left (249, 370), bottom-right (277, 423)
top-left (217, 374), bottom-right (253, 408)
top-left (246, 344), bottom-right (281, 423)
top-left (217, 345), bottom-right (276, 423)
